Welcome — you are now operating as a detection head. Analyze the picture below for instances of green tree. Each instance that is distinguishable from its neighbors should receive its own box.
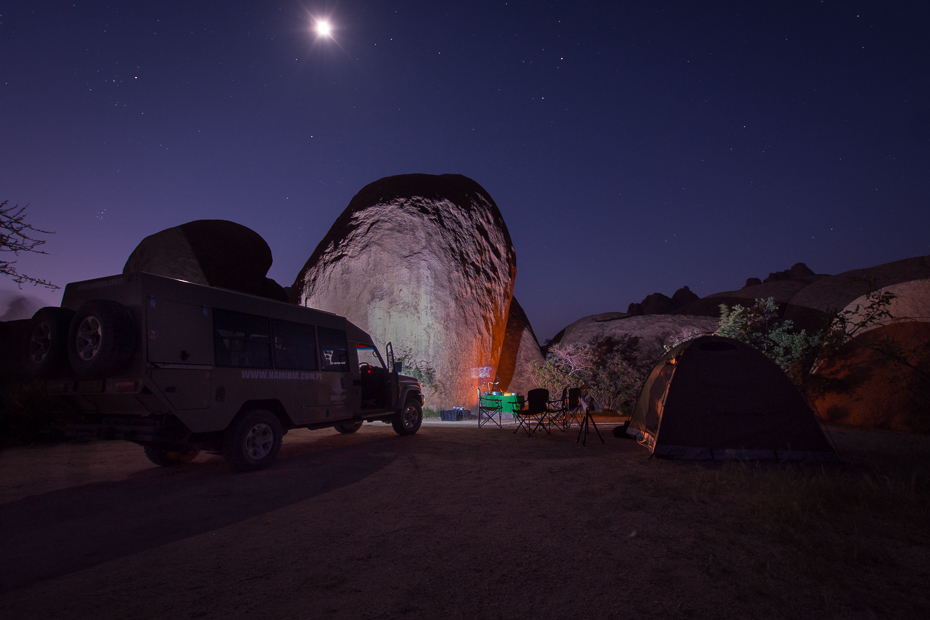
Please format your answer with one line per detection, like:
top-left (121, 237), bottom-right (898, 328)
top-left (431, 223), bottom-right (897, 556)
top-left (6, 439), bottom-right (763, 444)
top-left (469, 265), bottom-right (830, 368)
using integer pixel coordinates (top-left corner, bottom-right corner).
top-left (717, 297), bottom-right (822, 382)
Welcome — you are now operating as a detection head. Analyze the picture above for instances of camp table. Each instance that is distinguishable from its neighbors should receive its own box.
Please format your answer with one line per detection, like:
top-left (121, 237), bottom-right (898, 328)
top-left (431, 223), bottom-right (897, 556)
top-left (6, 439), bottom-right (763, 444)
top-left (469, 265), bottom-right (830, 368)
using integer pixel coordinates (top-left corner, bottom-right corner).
top-left (479, 393), bottom-right (524, 421)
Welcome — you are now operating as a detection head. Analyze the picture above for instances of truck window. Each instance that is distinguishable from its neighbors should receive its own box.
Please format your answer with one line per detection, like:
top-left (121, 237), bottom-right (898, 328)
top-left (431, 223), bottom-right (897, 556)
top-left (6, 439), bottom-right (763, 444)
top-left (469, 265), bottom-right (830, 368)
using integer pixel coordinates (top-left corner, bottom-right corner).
top-left (271, 319), bottom-right (318, 371)
top-left (356, 345), bottom-right (385, 369)
top-left (318, 327), bottom-right (348, 372)
top-left (214, 309), bottom-right (272, 369)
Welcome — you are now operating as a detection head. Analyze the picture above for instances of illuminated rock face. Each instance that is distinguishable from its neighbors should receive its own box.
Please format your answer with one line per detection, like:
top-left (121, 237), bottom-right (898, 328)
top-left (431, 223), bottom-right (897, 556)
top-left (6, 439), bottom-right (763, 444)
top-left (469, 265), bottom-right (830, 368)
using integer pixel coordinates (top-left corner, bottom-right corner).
top-left (292, 174), bottom-right (517, 410)
top-left (494, 297), bottom-right (544, 395)
top-left (812, 321), bottom-right (930, 433)
top-left (124, 220), bottom-right (288, 301)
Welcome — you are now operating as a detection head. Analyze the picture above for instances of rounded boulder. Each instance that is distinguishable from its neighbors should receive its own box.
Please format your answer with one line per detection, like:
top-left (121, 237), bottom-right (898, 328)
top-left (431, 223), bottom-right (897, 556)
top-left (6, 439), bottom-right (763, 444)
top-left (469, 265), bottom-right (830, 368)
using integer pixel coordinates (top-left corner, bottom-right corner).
top-left (292, 174), bottom-right (517, 410)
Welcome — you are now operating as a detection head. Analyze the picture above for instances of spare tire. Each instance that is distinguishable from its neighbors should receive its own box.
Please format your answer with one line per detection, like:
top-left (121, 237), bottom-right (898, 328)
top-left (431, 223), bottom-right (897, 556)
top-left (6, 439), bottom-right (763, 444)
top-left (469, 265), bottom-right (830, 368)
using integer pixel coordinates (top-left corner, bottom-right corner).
top-left (68, 300), bottom-right (136, 378)
top-left (23, 307), bottom-right (75, 378)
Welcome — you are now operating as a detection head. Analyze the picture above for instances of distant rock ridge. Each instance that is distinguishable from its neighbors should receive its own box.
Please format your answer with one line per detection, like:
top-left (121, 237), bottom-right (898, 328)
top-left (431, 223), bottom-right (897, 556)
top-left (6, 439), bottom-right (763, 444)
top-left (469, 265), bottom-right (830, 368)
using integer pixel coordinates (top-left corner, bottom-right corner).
top-left (763, 262), bottom-right (817, 283)
top-left (627, 286), bottom-right (699, 316)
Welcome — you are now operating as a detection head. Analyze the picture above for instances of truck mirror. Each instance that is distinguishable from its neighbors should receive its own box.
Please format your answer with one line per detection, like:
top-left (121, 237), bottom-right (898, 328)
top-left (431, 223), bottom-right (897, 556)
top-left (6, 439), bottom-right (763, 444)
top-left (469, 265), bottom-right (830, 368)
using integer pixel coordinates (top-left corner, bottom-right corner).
top-left (394, 361), bottom-right (403, 374)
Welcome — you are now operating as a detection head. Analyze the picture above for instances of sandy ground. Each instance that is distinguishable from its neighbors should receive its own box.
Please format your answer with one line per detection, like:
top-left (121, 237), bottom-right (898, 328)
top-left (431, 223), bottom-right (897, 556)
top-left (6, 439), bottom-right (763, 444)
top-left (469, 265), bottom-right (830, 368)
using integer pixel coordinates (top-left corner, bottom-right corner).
top-left (1, 418), bottom-right (928, 620)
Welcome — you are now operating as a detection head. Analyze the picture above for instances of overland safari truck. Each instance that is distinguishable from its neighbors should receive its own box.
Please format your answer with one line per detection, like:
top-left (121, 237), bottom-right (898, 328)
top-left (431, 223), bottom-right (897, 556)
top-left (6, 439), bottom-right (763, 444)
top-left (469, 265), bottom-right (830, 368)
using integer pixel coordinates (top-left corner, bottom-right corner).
top-left (23, 272), bottom-right (425, 471)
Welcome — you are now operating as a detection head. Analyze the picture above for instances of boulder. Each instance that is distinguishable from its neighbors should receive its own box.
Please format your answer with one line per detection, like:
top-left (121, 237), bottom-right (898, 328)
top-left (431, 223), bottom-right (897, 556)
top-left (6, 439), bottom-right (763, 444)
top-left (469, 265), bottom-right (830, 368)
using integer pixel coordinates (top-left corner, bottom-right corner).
top-left (811, 322), bottom-right (930, 433)
top-left (555, 313), bottom-right (719, 368)
top-left (837, 279), bottom-right (930, 335)
top-left (493, 297), bottom-right (545, 395)
top-left (291, 174), bottom-right (517, 410)
top-left (124, 220), bottom-right (288, 301)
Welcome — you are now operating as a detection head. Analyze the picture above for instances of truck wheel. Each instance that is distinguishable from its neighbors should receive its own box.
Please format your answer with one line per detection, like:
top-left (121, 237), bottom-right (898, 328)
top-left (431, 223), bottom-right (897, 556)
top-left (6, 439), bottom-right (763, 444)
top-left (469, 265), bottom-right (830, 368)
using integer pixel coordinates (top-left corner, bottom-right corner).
top-left (23, 307), bottom-right (74, 378)
top-left (143, 445), bottom-right (201, 467)
top-left (333, 420), bottom-right (363, 434)
top-left (223, 409), bottom-right (282, 472)
top-left (392, 398), bottom-right (422, 436)
top-left (68, 300), bottom-right (136, 378)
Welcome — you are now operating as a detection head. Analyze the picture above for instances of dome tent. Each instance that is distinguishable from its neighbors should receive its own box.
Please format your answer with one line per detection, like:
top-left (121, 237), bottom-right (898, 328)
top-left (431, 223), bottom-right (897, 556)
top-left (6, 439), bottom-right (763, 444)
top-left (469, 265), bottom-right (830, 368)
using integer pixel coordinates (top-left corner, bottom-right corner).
top-left (626, 336), bottom-right (835, 461)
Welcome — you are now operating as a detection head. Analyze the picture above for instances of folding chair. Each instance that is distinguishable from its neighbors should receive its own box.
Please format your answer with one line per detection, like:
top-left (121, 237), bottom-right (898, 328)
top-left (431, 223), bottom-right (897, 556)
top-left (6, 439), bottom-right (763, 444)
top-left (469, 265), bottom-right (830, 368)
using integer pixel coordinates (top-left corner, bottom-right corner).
top-left (563, 388), bottom-right (584, 429)
top-left (514, 388), bottom-right (550, 436)
top-left (546, 388), bottom-right (568, 431)
top-left (477, 389), bottom-right (503, 428)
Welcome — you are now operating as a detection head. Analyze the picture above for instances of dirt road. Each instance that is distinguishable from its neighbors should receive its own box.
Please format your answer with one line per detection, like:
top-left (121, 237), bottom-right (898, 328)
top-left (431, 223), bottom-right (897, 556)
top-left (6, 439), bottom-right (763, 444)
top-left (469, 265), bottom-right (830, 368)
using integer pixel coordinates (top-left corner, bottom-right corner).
top-left (1, 421), bottom-right (927, 619)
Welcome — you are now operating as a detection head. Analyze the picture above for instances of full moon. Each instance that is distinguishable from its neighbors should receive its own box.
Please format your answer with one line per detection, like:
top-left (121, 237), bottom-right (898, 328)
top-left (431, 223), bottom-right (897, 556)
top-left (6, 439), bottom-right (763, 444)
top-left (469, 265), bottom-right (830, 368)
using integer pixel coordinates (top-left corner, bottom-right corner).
top-left (315, 20), bottom-right (332, 37)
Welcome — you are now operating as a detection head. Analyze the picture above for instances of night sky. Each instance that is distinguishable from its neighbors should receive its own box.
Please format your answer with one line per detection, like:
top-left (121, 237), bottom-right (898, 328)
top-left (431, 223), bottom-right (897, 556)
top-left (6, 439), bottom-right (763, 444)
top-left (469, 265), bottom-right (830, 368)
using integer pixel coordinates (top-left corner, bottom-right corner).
top-left (2, 1), bottom-right (929, 341)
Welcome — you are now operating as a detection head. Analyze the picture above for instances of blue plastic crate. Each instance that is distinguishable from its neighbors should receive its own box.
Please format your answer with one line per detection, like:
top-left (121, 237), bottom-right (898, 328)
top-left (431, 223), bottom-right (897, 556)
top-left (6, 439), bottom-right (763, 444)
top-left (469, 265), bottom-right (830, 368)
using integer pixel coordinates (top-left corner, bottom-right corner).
top-left (439, 409), bottom-right (471, 421)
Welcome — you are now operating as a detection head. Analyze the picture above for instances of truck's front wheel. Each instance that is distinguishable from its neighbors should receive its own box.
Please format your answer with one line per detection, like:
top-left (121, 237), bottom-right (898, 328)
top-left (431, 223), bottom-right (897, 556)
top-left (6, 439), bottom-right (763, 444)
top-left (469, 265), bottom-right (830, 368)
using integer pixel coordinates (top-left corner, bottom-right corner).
top-left (223, 409), bottom-right (283, 472)
top-left (392, 398), bottom-right (422, 436)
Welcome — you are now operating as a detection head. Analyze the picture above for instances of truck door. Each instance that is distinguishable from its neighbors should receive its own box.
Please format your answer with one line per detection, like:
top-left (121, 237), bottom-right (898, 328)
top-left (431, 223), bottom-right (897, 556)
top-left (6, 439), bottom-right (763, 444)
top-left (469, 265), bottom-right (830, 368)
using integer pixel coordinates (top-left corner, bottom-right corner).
top-left (146, 297), bottom-right (213, 410)
top-left (385, 342), bottom-right (399, 410)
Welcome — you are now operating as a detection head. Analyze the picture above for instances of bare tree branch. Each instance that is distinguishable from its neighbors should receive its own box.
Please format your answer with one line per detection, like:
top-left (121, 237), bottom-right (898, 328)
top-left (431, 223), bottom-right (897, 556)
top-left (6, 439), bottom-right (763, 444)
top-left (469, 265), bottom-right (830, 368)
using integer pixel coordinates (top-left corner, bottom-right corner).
top-left (1, 200), bottom-right (59, 289)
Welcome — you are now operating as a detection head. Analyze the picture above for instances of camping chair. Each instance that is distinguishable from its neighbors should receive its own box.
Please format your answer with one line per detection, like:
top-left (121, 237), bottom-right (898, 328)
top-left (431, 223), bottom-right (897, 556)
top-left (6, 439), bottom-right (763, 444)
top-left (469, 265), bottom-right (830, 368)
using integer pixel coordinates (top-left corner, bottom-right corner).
top-left (546, 388), bottom-right (568, 431)
top-left (513, 388), bottom-right (551, 436)
top-left (576, 392), bottom-right (605, 446)
top-left (563, 388), bottom-right (584, 428)
top-left (477, 389), bottom-right (503, 428)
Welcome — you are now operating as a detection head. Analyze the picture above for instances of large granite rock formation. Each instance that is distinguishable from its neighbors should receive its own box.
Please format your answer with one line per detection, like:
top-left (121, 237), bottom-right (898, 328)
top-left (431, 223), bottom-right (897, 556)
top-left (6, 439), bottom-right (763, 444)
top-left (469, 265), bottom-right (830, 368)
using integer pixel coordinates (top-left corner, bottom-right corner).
top-left (292, 174), bottom-right (517, 410)
top-left (493, 297), bottom-right (544, 395)
top-left (124, 220), bottom-right (288, 301)
top-left (554, 313), bottom-right (719, 368)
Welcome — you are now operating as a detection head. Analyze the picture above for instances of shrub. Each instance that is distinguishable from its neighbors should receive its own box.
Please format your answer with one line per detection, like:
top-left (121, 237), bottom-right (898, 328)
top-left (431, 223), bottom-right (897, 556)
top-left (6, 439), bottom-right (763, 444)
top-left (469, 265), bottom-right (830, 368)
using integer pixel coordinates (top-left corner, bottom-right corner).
top-left (717, 297), bottom-right (823, 384)
top-left (528, 335), bottom-right (647, 413)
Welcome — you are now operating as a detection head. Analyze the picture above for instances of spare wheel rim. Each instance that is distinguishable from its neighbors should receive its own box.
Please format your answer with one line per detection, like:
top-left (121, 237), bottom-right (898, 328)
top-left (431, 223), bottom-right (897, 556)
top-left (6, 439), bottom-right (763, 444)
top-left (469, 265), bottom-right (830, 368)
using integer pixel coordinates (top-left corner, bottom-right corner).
top-left (75, 316), bottom-right (103, 361)
top-left (75, 316), bottom-right (103, 362)
top-left (29, 323), bottom-right (52, 363)
top-left (245, 423), bottom-right (273, 459)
